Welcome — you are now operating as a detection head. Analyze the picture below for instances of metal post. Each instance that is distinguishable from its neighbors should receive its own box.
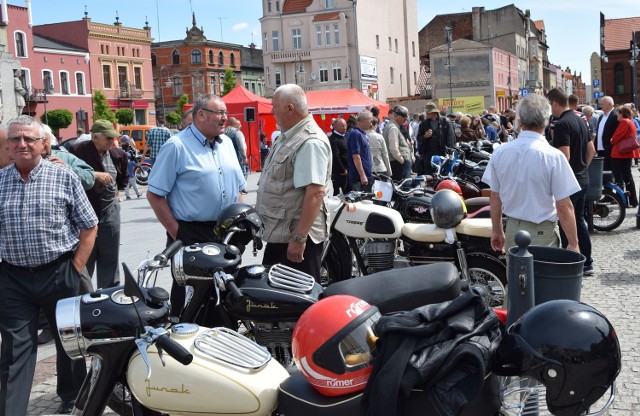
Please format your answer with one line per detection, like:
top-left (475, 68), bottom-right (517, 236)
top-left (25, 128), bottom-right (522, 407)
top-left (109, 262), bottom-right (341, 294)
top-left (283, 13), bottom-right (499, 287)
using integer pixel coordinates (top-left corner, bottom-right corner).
top-left (43, 74), bottom-right (50, 125)
top-left (631, 31), bottom-right (638, 110)
top-left (445, 24), bottom-right (453, 112)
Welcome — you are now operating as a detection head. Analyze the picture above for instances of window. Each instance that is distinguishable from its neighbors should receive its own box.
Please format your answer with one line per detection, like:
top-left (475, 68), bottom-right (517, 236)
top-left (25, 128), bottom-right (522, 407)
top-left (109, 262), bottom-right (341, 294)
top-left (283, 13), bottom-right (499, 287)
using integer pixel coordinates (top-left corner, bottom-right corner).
top-left (18, 69), bottom-right (30, 92)
top-left (151, 53), bottom-right (157, 66)
top-left (102, 65), bottom-right (111, 89)
top-left (264, 32), bottom-right (268, 53)
top-left (218, 51), bottom-right (224, 66)
top-left (267, 0), bottom-right (271, 12)
top-left (316, 26), bottom-right (322, 47)
top-left (332, 61), bottom-right (341, 81)
top-left (376, 35), bottom-right (379, 49)
top-left (172, 50), bottom-right (180, 65)
top-left (292, 29), bottom-right (302, 49)
top-left (14, 31), bottom-right (27, 57)
top-left (172, 76), bottom-right (183, 96)
top-left (208, 50), bottom-right (214, 64)
top-left (192, 74), bottom-right (204, 95)
top-left (275, 0), bottom-right (280, 11)
top-left (59, 71), bottom-right (70, 95)
top-left (395, 38), bottom-right (398, 53)
top-left (209, 75), bottom-right (217, 95)
top-left (245, 81), bottom-right (249, 89)
top-left (230, 52), bottom-right (236, 67)
top-left (319, 62), bottom-right (328, 83)
top-left (297, 63), bottom-right (305, 84)
top-left (412, 41), bottom-right (415, 57)
top-left (191, 49), bottom-right (202, 63)
top-left (43, 70), bottom-right (54, 94)
top-left (390, 67), bottom-right (394, 84)
top-left (251, 82), bottom-right (256, 93)
top-left (614, 64), bottom-right (625, 94)
top-left (334, 24), bottom-right (339, 45)
top-left (134, 67), bottom-right (142, 89)
top-left (325, 25), bottom-right (330, 46)
top-left (413, 71), bottom-right (417, 85)
top-left (118, 66), bottom-right (128, 91)
top-left (325, 0), bottom-right (334, 8)
top-left (266, 67), bottom-right (271, 86)
top-left (388, 37), bottom-right (392, 51)
top-left (272, 31), bottom-right (279, 52)
top-left (274, 65), bottom-right (282, 87)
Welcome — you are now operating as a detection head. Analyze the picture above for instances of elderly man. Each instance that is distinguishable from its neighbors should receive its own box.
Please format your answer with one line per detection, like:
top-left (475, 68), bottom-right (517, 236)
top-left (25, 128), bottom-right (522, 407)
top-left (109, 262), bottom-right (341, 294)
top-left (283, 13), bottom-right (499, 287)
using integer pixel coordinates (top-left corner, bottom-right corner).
top-left (383, 105), bottom-right (413, 180)
top-left (416, 102), bottom-right (456, 174)
top-left (256, 84), bottom-right (332, 281)
top-left (70, 120), bottom-right (128, 289)
top-left (482, 93), bottom-right (580, 252)
top-left (595, 96), bottom-right (619, 172)
top-left (148, 94), bottom-right (246, 318)
top-left (0, 116), bottom-right (98, 415)
top-left (329, 117), bottom-right (349, 194)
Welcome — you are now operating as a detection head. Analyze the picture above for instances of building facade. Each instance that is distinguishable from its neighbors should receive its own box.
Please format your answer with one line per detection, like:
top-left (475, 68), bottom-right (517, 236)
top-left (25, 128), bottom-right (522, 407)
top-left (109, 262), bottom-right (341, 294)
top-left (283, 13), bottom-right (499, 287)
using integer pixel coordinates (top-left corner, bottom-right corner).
top-left (240, 43), bottom-right (266, 97)
top-left (600, 13), bottom-right (640, 107)
top-left (0, 2), bottom-right (23, 123)
top-left (260, 0), bottom-right (419, 101)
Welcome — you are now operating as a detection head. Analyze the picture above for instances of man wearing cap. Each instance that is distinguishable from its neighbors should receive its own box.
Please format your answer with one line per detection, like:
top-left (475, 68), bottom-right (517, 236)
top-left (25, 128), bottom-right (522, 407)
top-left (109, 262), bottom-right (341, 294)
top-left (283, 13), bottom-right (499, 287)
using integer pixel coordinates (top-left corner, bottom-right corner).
top-left (383, 105), bottom-right (413, 181)
top-left (70, 120), bottom-right (128, 289)
top-left (416, 102), bottom-right (456, 174)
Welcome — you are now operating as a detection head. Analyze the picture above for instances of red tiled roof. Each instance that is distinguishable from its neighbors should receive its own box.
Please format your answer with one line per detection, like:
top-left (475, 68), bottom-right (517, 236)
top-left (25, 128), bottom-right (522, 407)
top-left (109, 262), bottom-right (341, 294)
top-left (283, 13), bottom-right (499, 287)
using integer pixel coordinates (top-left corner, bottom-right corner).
top-left (313, 12), bottom-right (340, 22)
top-left (604, 16), bottom-right (640, 51)
top-left (283, 0), bottom-right (313, 14)
top-left (534, 20), bottom-right (544, 31)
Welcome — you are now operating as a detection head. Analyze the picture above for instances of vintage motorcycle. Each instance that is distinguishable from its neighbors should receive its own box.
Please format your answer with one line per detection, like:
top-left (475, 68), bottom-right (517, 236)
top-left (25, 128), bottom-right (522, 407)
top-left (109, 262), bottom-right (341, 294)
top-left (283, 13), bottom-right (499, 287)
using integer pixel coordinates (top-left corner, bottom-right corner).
top-left (588, 171), bottom-right (627, 231)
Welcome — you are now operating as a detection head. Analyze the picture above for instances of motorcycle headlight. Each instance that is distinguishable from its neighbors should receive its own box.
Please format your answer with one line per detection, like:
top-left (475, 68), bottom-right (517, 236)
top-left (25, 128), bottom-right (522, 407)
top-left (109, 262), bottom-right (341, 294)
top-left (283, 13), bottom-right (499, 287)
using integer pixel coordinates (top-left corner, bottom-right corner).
top-left (56, 295), bottom-right (85, 359)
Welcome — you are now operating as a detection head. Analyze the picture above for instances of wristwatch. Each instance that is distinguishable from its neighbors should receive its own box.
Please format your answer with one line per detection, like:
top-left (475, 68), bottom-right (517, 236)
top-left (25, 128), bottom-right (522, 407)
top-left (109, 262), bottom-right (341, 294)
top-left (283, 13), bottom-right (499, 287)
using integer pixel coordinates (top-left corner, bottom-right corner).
top-left (292, 234), bottom-right (307, 243)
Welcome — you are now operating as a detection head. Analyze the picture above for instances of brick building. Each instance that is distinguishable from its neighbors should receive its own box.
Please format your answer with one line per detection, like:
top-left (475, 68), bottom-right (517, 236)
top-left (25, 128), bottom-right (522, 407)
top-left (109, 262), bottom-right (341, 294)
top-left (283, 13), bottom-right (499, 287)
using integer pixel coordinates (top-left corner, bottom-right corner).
top-left (600, 13), bottom-right (640, 106)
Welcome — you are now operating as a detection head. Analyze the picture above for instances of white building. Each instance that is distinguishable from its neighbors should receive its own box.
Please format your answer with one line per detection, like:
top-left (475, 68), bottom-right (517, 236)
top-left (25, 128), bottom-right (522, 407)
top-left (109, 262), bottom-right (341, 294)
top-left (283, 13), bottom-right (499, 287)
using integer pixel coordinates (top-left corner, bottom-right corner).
top-left (260, 0), bottom-right (419, 101)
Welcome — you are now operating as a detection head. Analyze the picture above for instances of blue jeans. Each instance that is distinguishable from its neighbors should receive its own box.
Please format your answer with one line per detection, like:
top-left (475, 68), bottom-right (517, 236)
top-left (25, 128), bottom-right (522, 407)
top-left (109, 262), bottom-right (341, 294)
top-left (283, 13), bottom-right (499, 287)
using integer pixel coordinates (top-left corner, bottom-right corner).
top-left (403, 159), bottom-right (412, 178)
top-left (560, 184), bottom-right (592, 267)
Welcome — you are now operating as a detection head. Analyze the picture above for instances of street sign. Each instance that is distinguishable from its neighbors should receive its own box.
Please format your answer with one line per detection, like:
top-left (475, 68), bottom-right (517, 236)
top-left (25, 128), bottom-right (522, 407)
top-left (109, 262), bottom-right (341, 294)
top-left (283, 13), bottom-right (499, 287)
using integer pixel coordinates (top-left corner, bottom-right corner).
top-left (593, 91), bottom-right (604, 99)
top-left (520, 88), bottom-right (530, 97)
top-left (593, 79), bottom-right (600, 87)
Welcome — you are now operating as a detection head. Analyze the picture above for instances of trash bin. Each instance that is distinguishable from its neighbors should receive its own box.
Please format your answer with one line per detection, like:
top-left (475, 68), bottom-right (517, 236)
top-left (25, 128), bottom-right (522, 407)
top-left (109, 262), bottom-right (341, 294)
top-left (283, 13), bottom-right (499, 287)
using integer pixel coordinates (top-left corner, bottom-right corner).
top-left (528, 246), bottom-right (586, 305)
top-left (587, 156), bottom-right (603, 201)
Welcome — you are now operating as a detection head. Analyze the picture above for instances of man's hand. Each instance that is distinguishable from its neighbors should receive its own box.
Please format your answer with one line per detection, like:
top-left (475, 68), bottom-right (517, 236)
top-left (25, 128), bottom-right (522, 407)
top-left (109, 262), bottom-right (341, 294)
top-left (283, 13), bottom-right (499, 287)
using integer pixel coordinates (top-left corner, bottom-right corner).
top-left (287, 240), bottom-right (305, 263)
top-left (491, 230), bottom-right (505, 253)
top-left (567, 243), bottom-right (580, 253)
top-left (424, 129), bottom-right (433, 138)
top-left (95, 171), bottom-right (113, 185)
top-left (48, 155), bottom-right (66, 166)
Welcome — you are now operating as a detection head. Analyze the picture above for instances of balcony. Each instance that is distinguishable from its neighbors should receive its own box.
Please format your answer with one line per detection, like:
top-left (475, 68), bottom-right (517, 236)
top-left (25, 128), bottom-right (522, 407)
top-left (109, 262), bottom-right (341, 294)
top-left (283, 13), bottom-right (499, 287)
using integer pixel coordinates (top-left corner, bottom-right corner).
top-left (270, 50), bottom-right (311, 63)
top-left (26, 87), bottom-right (48, 103)
top-left (118, 86), bottom-right (144, 99)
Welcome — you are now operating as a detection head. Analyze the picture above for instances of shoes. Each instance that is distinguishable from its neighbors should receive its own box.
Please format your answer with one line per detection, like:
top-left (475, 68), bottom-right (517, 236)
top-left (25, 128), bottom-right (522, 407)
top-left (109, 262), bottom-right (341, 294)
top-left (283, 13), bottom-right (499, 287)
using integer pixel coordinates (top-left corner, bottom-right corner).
top-left (583, 265), bottom-right (594, 276)
top-left (137, 193), bottom-right (142, 198)
top-left (241, 189), bottom-right (249, 195)
top-left (56, 400), bottom-right (75, 414)
top-left (126, 196), bottom-right (131, 200)
top-left (37, 328), bottom-right (54, 344)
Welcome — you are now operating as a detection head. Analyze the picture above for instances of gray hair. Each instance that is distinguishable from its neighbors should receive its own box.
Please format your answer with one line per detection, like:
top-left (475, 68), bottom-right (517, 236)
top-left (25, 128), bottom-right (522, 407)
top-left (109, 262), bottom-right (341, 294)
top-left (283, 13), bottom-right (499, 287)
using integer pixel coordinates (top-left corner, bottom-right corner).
top-left (582, 105), bottom-right (594, 117)
top-left (6, 115), bottom-right (45, 139)
top-left (192, 93), bottom-right (223, 116)
top-left (42, 124), bottom-right (58, 145)
top-left (357, 110), bottom-right (373, 122)
top-left (600, 96), bottom-right (614, 107)
top-left (274, 84), bottom-right (308, 113)
top-left (516, 93), bottom-right (551, 130)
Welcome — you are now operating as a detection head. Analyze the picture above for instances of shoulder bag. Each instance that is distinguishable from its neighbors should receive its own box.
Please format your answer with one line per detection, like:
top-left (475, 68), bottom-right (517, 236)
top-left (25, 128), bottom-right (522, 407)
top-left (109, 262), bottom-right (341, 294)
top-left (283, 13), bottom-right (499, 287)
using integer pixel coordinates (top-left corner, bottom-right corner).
top-left (617, 133), bottom-right (640, 154)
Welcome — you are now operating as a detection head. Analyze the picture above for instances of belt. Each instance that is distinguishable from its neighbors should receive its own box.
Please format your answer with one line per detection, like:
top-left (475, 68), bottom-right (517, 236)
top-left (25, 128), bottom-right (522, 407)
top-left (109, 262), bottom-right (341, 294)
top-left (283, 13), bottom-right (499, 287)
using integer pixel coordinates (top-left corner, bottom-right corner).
top-left (2, 251), bottom-right (74, 273)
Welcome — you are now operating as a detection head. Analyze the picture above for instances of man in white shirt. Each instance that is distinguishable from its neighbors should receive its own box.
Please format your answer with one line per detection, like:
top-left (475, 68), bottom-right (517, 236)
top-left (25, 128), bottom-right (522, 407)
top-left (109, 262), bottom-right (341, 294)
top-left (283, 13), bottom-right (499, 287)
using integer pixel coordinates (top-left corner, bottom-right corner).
top-left (595, 96), bottom-right (618, 172)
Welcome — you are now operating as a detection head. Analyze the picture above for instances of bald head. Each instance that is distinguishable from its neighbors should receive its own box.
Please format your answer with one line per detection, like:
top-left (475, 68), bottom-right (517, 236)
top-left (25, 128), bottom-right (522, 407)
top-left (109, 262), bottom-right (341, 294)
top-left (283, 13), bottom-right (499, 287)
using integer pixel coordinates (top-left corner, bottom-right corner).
top-left (272, 84), bottom-right (309, 130)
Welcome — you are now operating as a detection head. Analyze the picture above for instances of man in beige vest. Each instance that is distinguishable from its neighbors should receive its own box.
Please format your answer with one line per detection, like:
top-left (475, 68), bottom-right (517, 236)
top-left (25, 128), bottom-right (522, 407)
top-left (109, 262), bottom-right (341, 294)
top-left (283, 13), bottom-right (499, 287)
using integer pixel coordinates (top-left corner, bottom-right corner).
top-left (255, 84), bottom-right (332, 280)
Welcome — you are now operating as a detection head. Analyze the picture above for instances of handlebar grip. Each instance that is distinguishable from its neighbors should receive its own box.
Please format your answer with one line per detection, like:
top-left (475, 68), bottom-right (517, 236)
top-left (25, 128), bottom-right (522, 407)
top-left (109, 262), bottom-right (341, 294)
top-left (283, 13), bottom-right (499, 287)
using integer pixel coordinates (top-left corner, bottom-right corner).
top-left (154, 240), bottom-right (183, 264)
top-left (156, 333), bottom-right (193, 365)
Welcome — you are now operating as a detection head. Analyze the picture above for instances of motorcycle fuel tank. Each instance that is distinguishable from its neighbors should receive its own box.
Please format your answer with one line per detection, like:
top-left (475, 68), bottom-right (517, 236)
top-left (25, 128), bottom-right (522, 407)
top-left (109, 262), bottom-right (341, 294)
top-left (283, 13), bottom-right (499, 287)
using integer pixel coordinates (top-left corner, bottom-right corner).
top-left (403, 193), bottom-right (434, 223)
top-left (225, 264), bottom-right (323, 321)
top-left (328, 198), bottom-right (403, 238)
top-left (128, 325), bottom-right (289, 416)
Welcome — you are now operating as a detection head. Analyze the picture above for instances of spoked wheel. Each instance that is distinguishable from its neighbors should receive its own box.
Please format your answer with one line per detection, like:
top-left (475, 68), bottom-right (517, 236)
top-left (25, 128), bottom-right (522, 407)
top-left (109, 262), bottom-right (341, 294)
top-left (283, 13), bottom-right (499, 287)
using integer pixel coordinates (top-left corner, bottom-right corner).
top-left (108, 382), bottom-right (159, 416)
top-left (135, 165), bottom-right (152, 186)
top-left (466, 255), bottom-right (507, 308)
top-left (590, 188), bottom-right (625, 231)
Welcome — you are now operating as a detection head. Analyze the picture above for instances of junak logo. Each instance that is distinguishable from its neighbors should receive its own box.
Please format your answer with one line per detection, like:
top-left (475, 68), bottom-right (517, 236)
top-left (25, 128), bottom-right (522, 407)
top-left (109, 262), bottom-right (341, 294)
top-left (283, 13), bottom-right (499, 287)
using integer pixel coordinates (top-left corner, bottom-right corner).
top-left (146, 380), bottom-right (190, 396)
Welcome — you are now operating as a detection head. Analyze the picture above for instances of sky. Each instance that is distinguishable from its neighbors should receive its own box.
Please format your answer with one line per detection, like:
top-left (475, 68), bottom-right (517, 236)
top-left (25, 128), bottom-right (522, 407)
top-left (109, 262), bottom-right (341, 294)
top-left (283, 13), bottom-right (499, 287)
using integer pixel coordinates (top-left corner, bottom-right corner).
top-left (24, 0), bottom-right (640, 84)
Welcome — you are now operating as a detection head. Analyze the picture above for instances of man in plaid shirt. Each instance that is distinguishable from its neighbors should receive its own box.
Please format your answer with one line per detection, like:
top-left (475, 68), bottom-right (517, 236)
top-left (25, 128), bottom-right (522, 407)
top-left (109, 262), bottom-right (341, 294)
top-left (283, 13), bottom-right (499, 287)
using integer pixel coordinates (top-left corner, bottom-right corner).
top-left (144, 119), bottom-right (172, 165)
top-left (0, 116), bottom-right (98, 415)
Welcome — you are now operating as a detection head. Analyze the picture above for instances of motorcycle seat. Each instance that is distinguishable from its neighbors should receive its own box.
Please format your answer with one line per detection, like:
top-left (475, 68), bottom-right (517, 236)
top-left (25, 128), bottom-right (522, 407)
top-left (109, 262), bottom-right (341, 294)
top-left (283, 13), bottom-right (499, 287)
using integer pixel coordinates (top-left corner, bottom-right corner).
top-left (465, 197), bottom-right (490, 214)
top-left (455, 218), bottom-right (493, 238)
top-left (278, 372), bottom-right (362, 415)
top-left (402, 222), bottom-right (447, 242)
top-left (323, 263), bottom-right (460, 315)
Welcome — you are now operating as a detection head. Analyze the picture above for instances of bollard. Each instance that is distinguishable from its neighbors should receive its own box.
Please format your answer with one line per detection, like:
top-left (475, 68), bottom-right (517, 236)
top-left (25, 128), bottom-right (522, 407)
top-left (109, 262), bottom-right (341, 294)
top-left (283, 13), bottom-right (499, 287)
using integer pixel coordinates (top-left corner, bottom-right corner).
top-left (506, 230), bottom-right (535, 328)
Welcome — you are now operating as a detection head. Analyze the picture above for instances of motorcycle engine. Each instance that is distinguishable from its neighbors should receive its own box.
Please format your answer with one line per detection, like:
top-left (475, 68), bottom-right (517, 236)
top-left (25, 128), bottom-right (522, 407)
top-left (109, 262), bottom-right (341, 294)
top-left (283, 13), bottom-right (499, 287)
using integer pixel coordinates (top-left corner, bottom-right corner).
top-left (363, 239), bottom-right (396, 273)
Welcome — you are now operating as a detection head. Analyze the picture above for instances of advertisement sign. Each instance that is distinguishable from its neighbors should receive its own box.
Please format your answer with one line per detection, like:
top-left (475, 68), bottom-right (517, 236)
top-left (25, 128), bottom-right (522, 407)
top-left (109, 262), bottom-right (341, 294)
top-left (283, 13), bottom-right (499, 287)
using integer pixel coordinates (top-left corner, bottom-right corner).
top-left (360, 56), bottom-right (378, 81)
top-left (437, 96), bottom-right (485, 114)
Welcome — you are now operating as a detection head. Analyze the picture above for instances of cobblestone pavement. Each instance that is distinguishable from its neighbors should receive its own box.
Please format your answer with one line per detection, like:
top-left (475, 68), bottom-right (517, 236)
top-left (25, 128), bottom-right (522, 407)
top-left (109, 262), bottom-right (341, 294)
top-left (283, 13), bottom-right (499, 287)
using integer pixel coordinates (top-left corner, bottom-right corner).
top-left (24, 171), bottom-right (640, 414)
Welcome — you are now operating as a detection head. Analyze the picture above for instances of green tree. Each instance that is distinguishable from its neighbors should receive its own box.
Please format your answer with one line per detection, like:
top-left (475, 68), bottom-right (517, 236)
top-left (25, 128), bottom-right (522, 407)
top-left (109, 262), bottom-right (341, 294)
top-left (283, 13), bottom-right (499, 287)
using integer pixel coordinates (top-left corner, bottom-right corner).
top-left (40, 109), bottom-right (73, 137)
top-left (222, 68), bottom-right (236, 96)
top-left (165, 112), bottom-right (181, 127)
top-left (115, 108), bottom-right (134, 125)
top-left (92, 89), bottom-right (116, 122)
top-left (176, 94), bottom-right (189, 115)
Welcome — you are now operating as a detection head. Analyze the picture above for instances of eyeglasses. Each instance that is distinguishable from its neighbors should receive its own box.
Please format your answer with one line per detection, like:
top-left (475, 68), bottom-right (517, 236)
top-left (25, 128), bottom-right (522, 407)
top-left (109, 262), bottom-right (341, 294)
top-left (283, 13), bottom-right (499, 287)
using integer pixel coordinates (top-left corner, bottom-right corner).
top-left (200, 108), bottom-right (229, 117)
top-left (8, 136), bottom-right (42, 145)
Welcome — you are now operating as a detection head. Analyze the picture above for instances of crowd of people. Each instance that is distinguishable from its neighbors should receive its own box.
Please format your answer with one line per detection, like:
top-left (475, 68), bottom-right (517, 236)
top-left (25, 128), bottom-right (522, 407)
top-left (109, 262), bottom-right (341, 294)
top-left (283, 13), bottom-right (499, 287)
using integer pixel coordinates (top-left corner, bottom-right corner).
top-left (0, 82), bottom-right (639, 414)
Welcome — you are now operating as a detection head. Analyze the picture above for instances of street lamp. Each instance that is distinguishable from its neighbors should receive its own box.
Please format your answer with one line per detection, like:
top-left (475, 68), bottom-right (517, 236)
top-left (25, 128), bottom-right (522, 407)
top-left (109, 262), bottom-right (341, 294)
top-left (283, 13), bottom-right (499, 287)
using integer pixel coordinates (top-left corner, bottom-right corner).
top-left (444, 24), bottom-right (453, 113)
top-left (123, 79), bottom-right (135, 125)
top-left (630, 31), bottom-right (639, 110)
top-left (159, 65), bottom-right (173, 120)
top-left (42, 74), bottom-right (51, 125)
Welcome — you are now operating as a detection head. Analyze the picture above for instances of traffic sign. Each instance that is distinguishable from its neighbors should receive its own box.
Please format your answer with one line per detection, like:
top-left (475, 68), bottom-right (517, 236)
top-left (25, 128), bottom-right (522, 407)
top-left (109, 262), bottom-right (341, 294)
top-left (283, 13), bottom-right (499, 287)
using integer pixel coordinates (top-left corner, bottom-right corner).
top-left (593, 91), bottom-right (604, 99)
top-left (520, 88), bottom-right (530, 97)
top-left (593, 79), bottom-right (600, 87)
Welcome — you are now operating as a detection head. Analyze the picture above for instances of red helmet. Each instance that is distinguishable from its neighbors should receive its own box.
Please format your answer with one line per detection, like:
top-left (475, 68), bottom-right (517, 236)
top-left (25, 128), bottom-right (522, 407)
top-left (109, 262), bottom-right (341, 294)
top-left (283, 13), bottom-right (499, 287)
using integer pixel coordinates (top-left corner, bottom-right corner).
top-left (292, 295), bottom-right (381, 397)
top-left (436, 179), bottom-right (463, 197)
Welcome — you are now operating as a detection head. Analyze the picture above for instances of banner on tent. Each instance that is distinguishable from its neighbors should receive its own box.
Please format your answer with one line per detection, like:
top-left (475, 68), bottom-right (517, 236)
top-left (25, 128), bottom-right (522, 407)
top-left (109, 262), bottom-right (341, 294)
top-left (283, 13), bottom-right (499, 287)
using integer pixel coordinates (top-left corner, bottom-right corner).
top-left (308, 105), bottom-right (376, 114)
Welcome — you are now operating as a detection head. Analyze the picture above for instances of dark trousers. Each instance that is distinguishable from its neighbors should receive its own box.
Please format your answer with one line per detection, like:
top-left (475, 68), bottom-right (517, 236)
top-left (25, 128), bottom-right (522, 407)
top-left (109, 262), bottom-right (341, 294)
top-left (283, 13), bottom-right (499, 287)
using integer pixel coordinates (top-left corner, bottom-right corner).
top-left (559, 184), bottom-right (593, 267)
top-left (167, 220), bottom-right (217, 318)
top-left (87, 203), bottom-right (121, 289)
top-left (597, 150), bottom-right (612, 175)
top-left (0, 255), bottom-right (87, 415)
top-left (332, 175), bottom-right (348, 195)
top-left (611, 157), bottom-right (638, 206)
top-left (263, 239), bottom-right (323, 282)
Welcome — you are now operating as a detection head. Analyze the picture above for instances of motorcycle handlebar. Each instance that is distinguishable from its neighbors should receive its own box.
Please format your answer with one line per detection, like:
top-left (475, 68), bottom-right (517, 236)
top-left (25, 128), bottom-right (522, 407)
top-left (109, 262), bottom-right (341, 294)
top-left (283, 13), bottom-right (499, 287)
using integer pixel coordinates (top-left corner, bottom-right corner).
top-left (154, 240), bottom-right (183, 265)
top-left (226, 280), bottom-right (244, 298)
top-left (155, 333), bottom-right (193, 365)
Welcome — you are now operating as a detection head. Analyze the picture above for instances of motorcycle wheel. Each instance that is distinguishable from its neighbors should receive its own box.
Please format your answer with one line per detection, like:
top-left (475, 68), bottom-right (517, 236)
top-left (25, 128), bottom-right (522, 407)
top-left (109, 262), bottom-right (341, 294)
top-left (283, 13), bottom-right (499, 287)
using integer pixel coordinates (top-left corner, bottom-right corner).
top-left (108, 382), bottom-right (160, 416)
top-left (135, 165), bottom-right (151, 186)
top-left (320, 233), bottom-right (352, 286)
top-left (590, 188), bottom-right (625, 231)
top-left (466, 255), bottom-right (507, 308)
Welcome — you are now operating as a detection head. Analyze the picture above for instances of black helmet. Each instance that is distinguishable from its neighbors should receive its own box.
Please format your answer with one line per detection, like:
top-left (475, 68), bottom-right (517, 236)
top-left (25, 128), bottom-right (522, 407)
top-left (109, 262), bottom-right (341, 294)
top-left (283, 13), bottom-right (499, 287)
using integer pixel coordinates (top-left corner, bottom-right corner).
top-left (493, 300), bottom-right (621, 416)
top-left (429, 189), bottom-right (467, 228)
top-left (214, 203), bottom-right (263, 251)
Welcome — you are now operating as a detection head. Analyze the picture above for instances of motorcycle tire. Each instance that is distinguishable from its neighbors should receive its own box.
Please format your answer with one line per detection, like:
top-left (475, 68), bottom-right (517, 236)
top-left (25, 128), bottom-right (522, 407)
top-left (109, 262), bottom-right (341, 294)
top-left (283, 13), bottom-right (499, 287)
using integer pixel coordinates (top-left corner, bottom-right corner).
top-left (466, 255), bottom-right (507, 308)
top-left (108, 383), bottom-right (160, 416)
top-left (135, 165), bottom-right (151, 186)
top-left (590, 188), bottom-right (625, 231)
top-left (320, 233), bottom-right (352, 286)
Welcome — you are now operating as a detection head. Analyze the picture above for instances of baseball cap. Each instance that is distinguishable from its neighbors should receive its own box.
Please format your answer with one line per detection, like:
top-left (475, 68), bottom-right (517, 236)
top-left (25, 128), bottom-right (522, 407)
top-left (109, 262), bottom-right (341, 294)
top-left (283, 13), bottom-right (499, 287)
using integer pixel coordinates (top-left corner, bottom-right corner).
top-left (91, 120), bottom-right (119, 138)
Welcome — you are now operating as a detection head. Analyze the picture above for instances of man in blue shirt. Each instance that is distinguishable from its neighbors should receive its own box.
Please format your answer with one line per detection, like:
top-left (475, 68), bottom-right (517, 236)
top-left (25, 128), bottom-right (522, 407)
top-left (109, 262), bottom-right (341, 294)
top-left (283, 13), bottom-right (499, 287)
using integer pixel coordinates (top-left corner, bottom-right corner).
top-left (346, 110), bottom-right (374, 191)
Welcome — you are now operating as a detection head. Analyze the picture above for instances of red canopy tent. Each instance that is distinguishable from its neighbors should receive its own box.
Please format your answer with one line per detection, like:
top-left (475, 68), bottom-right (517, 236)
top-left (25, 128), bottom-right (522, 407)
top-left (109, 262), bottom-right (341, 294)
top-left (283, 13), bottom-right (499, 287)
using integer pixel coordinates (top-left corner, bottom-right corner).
top-left (305, 89), bottom-right (390, 132)
top-left (222, 85), bottom-right (276, 172)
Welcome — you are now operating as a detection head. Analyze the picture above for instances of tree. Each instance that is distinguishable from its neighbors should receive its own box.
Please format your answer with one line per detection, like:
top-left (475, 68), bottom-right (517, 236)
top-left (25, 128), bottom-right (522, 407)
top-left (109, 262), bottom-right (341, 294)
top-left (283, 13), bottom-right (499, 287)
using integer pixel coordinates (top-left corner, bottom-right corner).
top-left (165, 112), bottom-right (181, 127)
top-left (115, 108), bottom-right (134, 125)
top-left (176, 94), bottom-right (189, 116)
top-left (92, 89), bottom-right (116, 122)
top-left (222, 68), bottom-right (236, 96)
top-left (40, 109), bottom-right (73, 137)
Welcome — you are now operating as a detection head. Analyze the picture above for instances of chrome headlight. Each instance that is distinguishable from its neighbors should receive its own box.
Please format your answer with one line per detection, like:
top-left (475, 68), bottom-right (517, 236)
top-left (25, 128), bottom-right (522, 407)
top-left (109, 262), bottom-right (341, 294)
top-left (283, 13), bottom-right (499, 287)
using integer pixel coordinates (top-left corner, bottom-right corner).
top-left (56, 295), bottom-right (85, 359)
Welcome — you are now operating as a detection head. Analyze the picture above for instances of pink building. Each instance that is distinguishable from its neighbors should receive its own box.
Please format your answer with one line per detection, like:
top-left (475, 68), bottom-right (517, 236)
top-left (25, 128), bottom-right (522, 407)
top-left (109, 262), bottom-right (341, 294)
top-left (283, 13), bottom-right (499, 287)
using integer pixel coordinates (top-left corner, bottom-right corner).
top-left (492, 48), bottom-right (519, 111)
top-left (34, 13), bottom-right (156, 125)
top-left (4, 3), bottom-right (93, 139)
